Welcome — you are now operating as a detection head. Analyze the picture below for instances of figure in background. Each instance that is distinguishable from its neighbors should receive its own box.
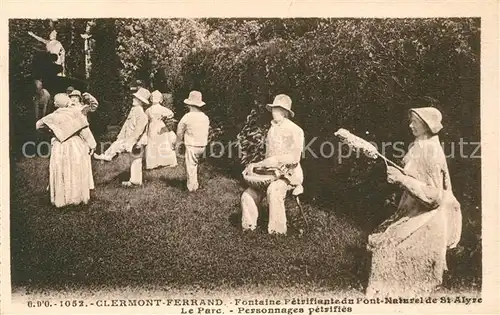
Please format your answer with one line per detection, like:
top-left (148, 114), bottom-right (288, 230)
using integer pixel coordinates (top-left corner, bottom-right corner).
top-left (240, 94), bottom-right (304, 235)
top-left (145, 90), bottom-right (178, 169)
top-left (162, 93), bottom-right (178, 150)
top-left (68, 89), bottom-right (99, 117)
top-left (175, 91), bottom-right (210, 192)
top-left (130, 80), bottom-right (145, 93)
top-left (66, 86), bottom-right (75, 96)
top-left (366, 107), bottom-right (462, 297)
top-left (150, 64), bottom-right (168, 92)
top-left (36, 93), bottom-right (96, 208)
top-left (94, 88), bottom-right (150, 187)
top-left (33, 79), bottom-right (51, 121)
top-left (28, 30), bottom-right (65, 76)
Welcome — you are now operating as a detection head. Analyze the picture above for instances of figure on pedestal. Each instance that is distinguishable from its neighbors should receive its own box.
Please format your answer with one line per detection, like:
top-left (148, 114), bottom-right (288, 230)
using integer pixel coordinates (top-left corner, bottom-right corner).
top-left (28, 29), bottom-right (65, 77)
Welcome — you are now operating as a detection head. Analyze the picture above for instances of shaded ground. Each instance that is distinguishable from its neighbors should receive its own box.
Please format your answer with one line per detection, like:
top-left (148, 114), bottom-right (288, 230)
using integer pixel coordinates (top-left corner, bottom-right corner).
top-left (10, 154), bottom-right (368, 293)
top-left (9, 138), bottom-right (481, 295)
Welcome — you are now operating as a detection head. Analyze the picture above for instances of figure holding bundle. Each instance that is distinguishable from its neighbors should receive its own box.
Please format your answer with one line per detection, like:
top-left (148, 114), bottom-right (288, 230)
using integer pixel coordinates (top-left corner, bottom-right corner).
top-left (335, 108), bottom-right (462, 297)
top-left (241, 94), bottom-right (304, 235)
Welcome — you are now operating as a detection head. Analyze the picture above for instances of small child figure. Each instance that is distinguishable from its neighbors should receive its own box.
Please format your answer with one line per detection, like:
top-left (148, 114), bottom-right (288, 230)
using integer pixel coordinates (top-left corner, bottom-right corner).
top-left (175, 90), bottom-right (210, 192)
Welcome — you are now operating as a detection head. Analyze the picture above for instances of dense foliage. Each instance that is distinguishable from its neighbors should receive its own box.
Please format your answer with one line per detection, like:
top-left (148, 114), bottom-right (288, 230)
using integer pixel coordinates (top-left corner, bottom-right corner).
top-left (9, 18), bottom-right (481, 290)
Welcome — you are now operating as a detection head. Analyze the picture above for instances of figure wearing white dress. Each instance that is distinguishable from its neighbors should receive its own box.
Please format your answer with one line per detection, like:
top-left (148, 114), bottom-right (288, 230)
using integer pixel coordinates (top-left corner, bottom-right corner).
top-left (67, 89), bottom-right (99, 190)
top-left (36, 94), bottom-right (96, 208)
top-left (145, 90), bottom-right (178, 169)
top-left (241, 94), bottom-right (304, 235)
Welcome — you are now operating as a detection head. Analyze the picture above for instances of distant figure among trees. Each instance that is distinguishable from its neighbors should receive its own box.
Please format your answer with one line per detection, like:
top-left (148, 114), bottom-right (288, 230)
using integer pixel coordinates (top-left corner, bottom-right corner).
top-left (28, 30), bottom-right (65, 76)
top-left (33, 79), bottom-right (51, 121)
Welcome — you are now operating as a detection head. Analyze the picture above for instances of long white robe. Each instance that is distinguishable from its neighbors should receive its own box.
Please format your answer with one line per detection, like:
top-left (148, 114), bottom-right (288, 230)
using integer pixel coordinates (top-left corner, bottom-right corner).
top-left (366, 136), bottom-right (462, 297)
top-left (145, 104), bottom-right (177, 169)
top-left (37, 113), bottom-right (96, 208)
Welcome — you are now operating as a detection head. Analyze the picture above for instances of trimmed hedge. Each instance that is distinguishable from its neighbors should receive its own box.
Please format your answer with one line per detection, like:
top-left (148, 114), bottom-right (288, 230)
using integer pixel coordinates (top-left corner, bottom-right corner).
top-left (178, 18), bottom-right (480, 193)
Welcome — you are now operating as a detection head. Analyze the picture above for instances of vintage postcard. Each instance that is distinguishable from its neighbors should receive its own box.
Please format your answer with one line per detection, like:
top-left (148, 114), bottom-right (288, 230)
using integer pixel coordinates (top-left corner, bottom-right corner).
top-left (1, 0), bottom-right (499, 314)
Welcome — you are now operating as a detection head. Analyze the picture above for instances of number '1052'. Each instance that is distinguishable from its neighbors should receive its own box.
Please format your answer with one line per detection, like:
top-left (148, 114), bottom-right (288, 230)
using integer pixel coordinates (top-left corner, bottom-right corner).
top-left (60, 300), bottom-right (85, 307)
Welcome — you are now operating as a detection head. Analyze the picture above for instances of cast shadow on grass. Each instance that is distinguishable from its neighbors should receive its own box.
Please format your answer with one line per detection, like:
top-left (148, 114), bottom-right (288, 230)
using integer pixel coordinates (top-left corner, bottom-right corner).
top-left (159, 176), bottom-right (187, 191)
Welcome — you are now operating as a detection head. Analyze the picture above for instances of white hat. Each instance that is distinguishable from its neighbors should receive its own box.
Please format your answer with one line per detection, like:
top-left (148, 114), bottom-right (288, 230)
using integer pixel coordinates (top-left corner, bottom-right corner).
top-left (409, 107), bottom-right (443, 134)
top-left (266, 94), bottom-right (294, 118)
top-left (133, 88), bottom-right (151, 105)
top-left (151, 90), bottom-right (163, 104)
top-left (184, 90), bottom-right (205, 107)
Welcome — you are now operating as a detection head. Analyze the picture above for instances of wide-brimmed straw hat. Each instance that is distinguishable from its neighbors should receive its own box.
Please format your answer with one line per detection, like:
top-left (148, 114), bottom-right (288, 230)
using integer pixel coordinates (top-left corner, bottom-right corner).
top-left (266, 94), bottom-right (294, 118)
top-left (184, 90), bottom-right (205, 107)
top-left (69, 90), bottom-right (82, 99)
top-left (133, 88), bottom-right (151, 105)
top-left (409, 107), bottom-right (443, 134)
top-left (151, 90), bottom-right (163, 104)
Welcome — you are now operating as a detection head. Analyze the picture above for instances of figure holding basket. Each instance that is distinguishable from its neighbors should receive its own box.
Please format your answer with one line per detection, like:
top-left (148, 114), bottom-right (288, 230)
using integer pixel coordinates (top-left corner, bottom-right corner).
top-left (241, 94), bottom-right (304, 235)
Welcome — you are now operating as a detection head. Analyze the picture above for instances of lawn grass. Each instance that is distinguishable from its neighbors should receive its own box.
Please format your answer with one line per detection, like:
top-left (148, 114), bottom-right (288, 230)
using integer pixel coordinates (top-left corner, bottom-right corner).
top-left (10, 153), bottom-right (368, 294)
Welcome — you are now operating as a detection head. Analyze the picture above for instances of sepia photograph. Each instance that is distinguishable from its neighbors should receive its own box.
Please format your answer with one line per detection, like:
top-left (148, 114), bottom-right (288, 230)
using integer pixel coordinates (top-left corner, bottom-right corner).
top-left (1, 1), bottom-right (498, 314)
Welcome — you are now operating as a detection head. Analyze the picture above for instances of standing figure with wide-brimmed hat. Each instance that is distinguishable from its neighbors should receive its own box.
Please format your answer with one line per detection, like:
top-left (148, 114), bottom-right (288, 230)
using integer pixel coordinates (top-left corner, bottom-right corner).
top-left (94, 87), bottom-right (150, 187)
top-left (241, 94), bottom-right (305, 235)
top-left (365, 107), bottom-right (462, 297)
top-left (175, 91), bottom-right (210, 192)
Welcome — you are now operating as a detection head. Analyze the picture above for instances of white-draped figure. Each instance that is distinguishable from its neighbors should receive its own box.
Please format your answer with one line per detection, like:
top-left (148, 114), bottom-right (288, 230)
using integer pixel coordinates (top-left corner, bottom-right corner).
top-left (94, 88), bottom-right (151, 187)
top-left (366, 107), bottom-right (462, 297)
top-left (36, 93), bottom-right (97, 208)
top-left (145, 90), bottom-right (178, 169)
top-left (67, 89), bottom-right (100, 190)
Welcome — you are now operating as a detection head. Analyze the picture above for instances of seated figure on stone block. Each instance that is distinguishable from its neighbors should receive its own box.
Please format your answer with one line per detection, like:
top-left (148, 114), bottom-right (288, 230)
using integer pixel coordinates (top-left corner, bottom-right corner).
top-left (241, 94), bottom-right (304, 235)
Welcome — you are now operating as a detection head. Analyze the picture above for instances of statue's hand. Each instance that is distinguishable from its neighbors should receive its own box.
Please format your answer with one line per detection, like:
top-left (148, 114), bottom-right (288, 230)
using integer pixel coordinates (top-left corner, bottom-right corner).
top-left (244, 163), bottom-right (256, 175)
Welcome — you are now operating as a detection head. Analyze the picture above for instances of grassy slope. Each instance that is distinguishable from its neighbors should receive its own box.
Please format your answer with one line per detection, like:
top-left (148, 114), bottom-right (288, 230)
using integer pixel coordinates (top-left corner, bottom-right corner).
top-left (10, 154), bottom-right (367, 294)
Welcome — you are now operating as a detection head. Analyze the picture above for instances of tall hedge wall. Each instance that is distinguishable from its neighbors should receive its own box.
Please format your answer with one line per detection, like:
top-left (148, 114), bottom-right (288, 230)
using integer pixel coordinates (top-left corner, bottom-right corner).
top-left (178, 18), bottom-right (479, 195)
